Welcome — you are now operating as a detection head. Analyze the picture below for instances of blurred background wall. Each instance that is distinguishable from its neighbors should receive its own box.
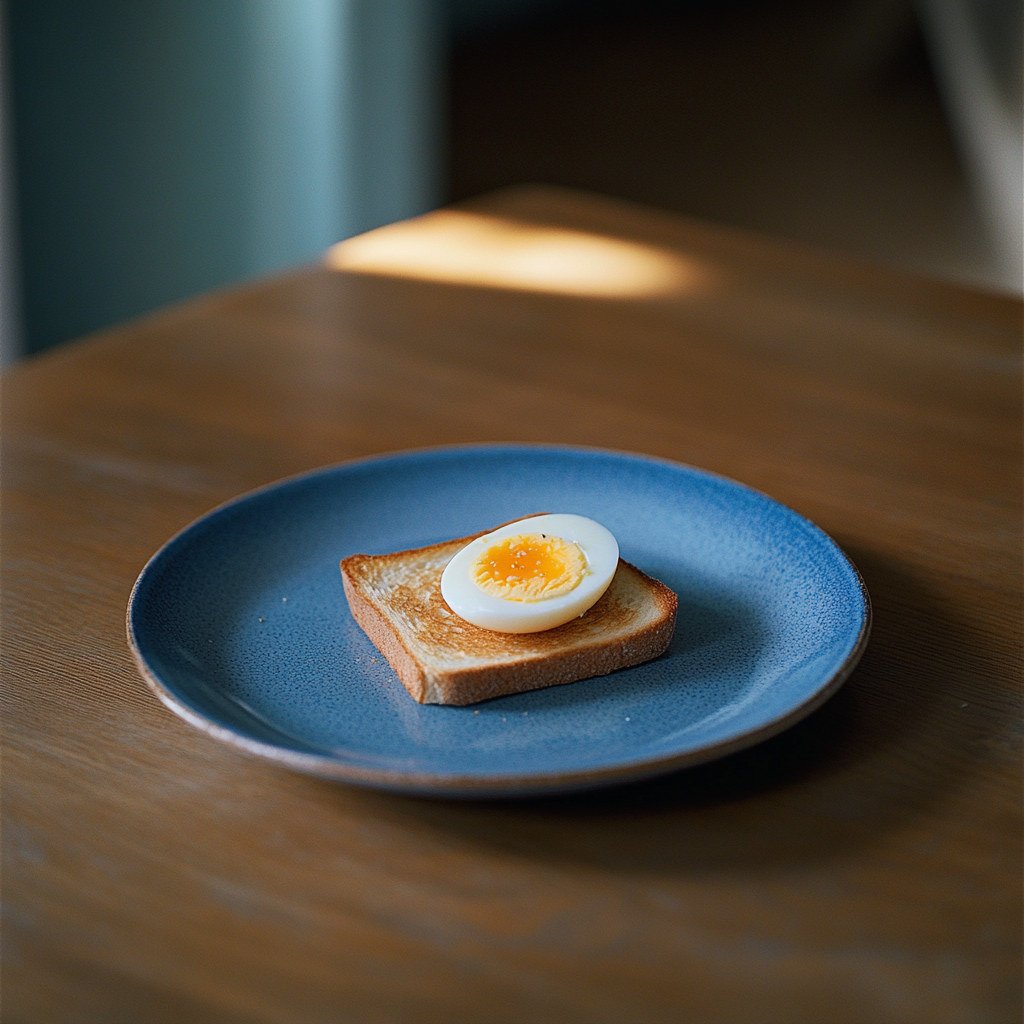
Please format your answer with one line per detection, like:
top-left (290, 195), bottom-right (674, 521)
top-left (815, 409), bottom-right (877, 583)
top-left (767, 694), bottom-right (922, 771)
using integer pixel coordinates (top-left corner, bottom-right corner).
top-left (1, 0), bottom-right (442, 361)
top-left (1, 0), bottom-right (1020, 366)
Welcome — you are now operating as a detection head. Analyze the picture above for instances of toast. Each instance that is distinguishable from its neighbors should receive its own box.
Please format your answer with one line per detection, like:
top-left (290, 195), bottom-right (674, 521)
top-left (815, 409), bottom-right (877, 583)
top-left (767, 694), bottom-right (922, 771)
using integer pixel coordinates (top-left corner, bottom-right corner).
top-left (340, 522), bottom-right (677, 705)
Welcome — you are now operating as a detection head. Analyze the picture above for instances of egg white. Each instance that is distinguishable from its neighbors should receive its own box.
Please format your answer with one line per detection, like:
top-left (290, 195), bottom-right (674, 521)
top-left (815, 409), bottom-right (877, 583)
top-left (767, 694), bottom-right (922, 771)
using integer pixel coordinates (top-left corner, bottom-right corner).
top-left (440, 514), bottom-right (619, 633)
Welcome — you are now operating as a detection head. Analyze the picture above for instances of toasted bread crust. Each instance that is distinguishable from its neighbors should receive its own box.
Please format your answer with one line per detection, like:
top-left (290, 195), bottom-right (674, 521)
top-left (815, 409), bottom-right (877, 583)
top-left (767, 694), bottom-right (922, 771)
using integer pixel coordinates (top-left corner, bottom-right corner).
top-left (340, 523), bottom-right (677, 705)
top-left (341, 568), bottom-right (431, 702)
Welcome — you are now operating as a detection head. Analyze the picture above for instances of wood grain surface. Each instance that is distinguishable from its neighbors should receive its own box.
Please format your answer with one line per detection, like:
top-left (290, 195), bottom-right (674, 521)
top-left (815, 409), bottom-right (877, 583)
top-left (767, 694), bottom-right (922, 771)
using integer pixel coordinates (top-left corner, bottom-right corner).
top-left (3, 186), bottom-right (1020, 1023)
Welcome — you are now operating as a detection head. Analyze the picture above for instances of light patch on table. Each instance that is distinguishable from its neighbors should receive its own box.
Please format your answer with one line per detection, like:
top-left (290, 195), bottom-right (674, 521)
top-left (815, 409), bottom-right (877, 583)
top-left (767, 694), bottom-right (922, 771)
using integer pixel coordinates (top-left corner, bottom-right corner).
top-left (326, 209), bottom-right (708, 299)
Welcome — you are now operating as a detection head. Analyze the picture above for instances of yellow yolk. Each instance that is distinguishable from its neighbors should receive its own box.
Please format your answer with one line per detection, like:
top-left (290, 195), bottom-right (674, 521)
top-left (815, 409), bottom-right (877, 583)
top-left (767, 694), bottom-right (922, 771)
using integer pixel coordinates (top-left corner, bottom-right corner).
top-left (470, 533), bottom-right (587, 602)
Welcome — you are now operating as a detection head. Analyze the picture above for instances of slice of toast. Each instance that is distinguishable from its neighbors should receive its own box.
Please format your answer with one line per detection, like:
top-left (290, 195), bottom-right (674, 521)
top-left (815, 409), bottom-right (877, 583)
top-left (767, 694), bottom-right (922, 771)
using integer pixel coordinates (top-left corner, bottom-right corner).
top-left (340, 522), bottom-right (677, 705)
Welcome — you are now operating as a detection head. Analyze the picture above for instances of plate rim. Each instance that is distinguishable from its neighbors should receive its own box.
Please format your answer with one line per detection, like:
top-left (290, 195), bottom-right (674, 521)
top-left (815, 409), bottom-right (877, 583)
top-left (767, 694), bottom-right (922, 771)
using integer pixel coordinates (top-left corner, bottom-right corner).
top-left (127, 442), bottom-right (872, 797)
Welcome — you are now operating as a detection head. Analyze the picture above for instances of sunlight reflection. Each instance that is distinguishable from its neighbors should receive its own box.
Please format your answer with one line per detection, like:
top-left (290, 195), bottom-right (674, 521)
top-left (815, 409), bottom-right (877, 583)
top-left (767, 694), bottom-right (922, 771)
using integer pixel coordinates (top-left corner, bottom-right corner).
top-left (326, 210), bottom-right (707, 298)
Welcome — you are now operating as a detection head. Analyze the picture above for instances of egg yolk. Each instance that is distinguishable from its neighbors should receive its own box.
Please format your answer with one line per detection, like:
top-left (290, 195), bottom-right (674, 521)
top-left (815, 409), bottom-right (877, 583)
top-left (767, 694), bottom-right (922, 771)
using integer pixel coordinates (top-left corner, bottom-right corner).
top-left (470, 533), bottom-right (588, 602)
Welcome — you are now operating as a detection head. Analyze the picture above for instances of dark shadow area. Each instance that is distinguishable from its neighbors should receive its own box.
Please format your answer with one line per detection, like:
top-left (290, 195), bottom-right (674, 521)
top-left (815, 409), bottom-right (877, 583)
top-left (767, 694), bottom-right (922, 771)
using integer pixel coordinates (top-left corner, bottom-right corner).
top-left (331, 542), bottom-right (1008, 873)
top-left (450, 0), bottom-right (1001, 291)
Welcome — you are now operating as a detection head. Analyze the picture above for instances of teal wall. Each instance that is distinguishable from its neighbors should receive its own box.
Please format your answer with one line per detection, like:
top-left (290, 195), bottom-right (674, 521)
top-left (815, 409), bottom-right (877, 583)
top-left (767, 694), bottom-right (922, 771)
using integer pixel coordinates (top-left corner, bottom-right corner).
top-left (7, 0), bottom-right (442, 356)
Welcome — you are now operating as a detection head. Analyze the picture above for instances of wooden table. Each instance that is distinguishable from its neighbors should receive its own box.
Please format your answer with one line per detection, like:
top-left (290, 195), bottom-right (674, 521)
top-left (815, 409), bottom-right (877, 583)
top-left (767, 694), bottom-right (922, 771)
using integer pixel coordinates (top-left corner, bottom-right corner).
top-left (3, 187), bottom-right (1020, 1023)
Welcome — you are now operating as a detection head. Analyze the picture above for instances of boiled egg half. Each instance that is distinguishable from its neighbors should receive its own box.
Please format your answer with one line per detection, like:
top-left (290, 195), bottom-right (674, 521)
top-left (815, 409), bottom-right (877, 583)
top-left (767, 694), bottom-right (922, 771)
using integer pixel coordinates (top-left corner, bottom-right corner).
top-left (440, 514), bottom-right (619, 633)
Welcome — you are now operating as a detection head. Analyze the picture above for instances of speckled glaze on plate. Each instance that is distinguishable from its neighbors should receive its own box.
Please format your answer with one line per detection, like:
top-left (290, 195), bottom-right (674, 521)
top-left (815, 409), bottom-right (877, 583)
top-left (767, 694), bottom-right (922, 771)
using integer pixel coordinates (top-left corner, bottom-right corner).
top-left (128, 445), bottom-right (870, 797)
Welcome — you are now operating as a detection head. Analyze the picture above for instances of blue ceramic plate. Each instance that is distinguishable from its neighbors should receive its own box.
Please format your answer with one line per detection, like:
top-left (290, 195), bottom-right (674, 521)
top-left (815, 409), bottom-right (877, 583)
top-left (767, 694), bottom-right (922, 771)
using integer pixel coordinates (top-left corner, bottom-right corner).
top-left (128, 445), bottom-right (870, 797)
